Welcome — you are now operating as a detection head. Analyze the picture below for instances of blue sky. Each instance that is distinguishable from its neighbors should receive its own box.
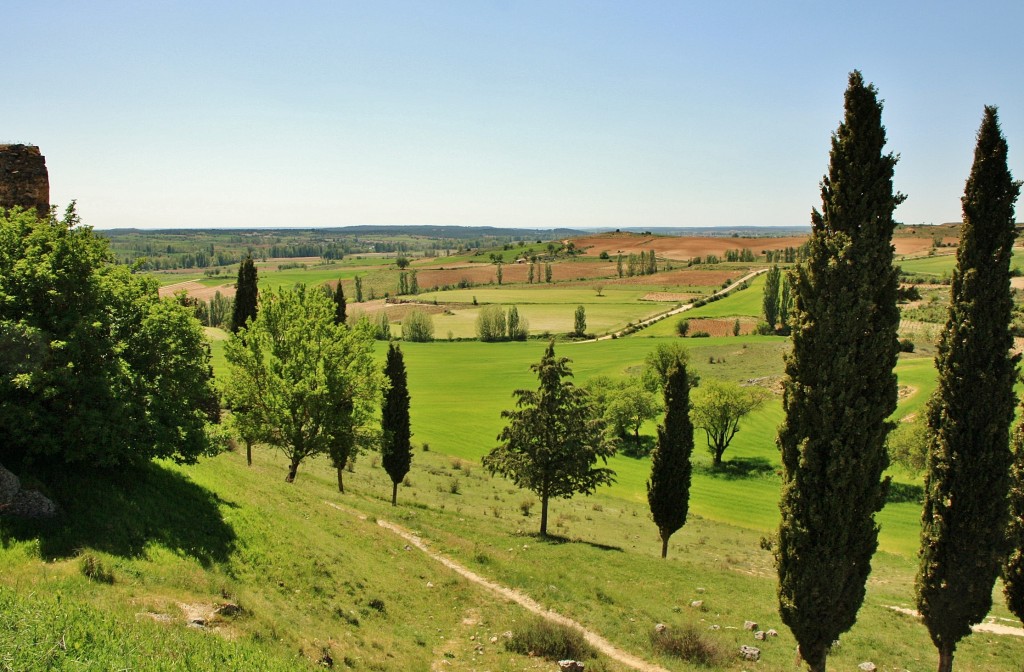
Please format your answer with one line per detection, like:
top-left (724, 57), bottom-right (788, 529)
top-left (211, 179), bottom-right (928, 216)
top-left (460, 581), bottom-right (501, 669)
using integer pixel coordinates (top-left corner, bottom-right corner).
top-left (5, 1), bottom-right (1023, 229)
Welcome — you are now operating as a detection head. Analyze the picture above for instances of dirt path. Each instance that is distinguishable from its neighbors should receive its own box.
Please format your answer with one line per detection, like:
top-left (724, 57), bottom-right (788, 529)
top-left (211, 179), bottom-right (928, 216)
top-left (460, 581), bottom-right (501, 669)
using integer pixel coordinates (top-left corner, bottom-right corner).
top-left (887, 606), bottom-right (1024, 637)
top-left (325, 502), bottom-right (670, 672)
top-left (581, 267), bottom-right (767, 343)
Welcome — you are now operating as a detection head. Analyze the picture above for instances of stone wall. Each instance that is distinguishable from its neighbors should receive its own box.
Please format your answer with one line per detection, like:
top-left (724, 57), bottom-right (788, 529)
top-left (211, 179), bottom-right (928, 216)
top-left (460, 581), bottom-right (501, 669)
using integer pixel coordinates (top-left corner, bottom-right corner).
top-left (0, 144), bottom-right (50, 218)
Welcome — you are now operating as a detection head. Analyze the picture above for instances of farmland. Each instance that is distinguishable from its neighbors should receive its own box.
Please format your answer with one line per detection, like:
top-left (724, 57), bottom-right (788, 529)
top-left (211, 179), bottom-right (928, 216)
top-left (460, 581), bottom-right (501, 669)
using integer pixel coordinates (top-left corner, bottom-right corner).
top-left (6, 225), bottom-right (1024, 670)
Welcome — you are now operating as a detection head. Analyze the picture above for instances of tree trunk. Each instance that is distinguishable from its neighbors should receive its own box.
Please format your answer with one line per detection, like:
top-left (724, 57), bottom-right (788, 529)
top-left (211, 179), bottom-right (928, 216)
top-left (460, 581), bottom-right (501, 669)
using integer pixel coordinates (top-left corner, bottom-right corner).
top-left (798, 644), bottom-right (825, 672)
top-left (285, 458), bottom-right (299, 483)
top-left (937, 644), bottom-right (954, 672)
top-left (540, 496), bottom-right (549, 536)
top-left (661, 535), bottom-right (669, 559)
top-left (713, 449), bottom-right (724, 466)
top-left (391, 481), bottom-right (398, 506)
top-left (246, 439), bottom-right (252, 467)
top-left (337, 466), bottom-right (345, 494)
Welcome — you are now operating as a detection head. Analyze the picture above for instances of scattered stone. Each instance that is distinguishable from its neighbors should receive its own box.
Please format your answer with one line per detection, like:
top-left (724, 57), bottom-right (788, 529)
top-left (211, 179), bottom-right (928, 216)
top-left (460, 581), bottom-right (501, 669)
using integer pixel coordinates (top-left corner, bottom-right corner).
top-left (558, 661), bottom-right (585, 671)
top-left (502, 631), bottom-right (513, 639)
top-left (708, 624), bottom-right (720, 631)
top-left (743, 620), bottom-right (758, 631)
top-left (766, 629), bottom-right (779, 638)
top-left (214, 603), bottom-right (242, 617)
top-left (754, 630), bottom-right (766, 640)
top-left (489, 636), bottom-right (498, 644)
top-left (188, 618), bottom-right (206, 628)
top-left (696, 587), bottom-right (706, 593)
top-left (690, 600), bottom-right (704, 609)
top-left (739, 645), bottom-right (760, 661)
top-left (404, 544), bottom-right (411, 551)
top-left (654, 623), bottom-right (667, 633)
top-left (858, 663), bottom-right (876, 672)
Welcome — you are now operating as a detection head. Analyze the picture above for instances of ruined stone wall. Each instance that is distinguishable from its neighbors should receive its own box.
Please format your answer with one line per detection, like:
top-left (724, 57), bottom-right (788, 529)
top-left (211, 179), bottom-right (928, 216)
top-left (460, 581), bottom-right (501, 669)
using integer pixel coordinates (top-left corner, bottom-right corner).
top-left (0, 145), bottom-right (50, 218)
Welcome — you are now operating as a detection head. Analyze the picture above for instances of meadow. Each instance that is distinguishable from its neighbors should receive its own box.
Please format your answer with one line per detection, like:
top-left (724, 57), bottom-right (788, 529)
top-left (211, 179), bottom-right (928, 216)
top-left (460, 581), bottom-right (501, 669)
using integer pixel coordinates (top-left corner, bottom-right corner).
top-left (6, 226), bottom-right (1024, 671)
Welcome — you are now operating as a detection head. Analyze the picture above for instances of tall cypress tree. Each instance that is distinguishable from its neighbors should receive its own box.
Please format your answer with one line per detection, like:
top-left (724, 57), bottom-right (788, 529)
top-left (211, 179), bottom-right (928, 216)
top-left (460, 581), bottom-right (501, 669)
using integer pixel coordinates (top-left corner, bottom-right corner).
top-left (646, 359), bottom-right (693, 559)
top-left (231, 255), bottom-right (258, 333)
top-left (381, 343), bottom-right (412, 506)
top-left (917, 106), bottom-right (1020, 672)
top-left (762, 265), bottom-right (781, 329)
top-left (333, 280), bottom-right (347, 326)
top-left (775, 71), bottom-right (903, 672)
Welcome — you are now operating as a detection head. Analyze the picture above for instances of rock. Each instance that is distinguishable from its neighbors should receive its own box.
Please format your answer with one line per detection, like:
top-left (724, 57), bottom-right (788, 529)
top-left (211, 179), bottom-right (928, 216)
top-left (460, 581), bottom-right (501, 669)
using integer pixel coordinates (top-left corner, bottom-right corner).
top-left (739, 645), bottom-right (760, 661)
top-left (654, 623), bottom-right (667, 633)
top-left (558, 661), bottom-right (585, 671)
top-left (743, 620), bottom-right (758, 631)
top-left (0, 145), bottom-right (50, 217)
top-left (858, 663), bottom-right (877, 672)
top-left (690, 600), bottom-right (704, 609)
top-left (5, 489), bottom-right (58, 519)
top-left (754, 630), bottom-right (766, 640)
top-left (0, 464), bottom-right (19, 506)
top-left (766, 628), bottom-right (779, 637)
top-left (214, 603), bottom-right (242, 617)
top-left (489, 636), bottom-right (498, 644)
top-left (696, 587), bottom-right (706, 593)
top-left (708, 624), bottom-right (720, 631)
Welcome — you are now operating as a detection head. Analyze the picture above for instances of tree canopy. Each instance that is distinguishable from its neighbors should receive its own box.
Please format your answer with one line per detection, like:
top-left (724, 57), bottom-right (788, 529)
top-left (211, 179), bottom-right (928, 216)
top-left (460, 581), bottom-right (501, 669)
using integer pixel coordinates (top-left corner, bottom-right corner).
top-left (381, 343), bottom-right (412, 505)
top-left (691, 381), bottom-right (768, 466)
top-left (483, 342), bottom-right (615, 536)
top-left (0, 205), bottom-right (219, 470)
top-left (775, 71), bottom-right (903, 672)
top-left (647, 359), bottom-right (694, 558)
top-left (231, 254), bottom-right (258, 333)
top-left (224, 284), bottom-right (382, 483)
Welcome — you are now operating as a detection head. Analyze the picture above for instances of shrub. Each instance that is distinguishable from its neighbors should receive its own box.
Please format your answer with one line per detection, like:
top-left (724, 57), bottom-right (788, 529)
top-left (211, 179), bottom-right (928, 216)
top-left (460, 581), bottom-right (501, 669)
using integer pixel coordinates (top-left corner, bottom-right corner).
top-left (690, 331), bottom-right (711, 338)
top-left (402, 309), bottom-right (434, 342)
top-left (79, 553), bottom-right (114, 584)
top-left (505, 616), bottom-right (597, 662)
top-left (448, 478), bottom-right (461, 494)
top-left (675, 318), bottom-right (690, 337)
top-left (519, 498), bottom-right (535, 516)
top-left (649, 624), bottom-right (726, 666)
top-left (898, 338), bottom-right (915, 353)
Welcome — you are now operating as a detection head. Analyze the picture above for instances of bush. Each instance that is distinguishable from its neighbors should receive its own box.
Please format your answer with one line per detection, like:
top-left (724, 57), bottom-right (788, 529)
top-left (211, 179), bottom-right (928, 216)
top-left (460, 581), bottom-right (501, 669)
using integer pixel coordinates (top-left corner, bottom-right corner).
top-left (690, 331), bottom-right (711, 338)
top-left (476, 305), bottom-right (506, 342)
top-left (79, 553), bottom-right (115, 584)
top-left (649, 624), bottom-right (726, 666)
top-left (505, 616), bottom-right (597, 662)
top-left (675, 318), bottom-right (690, 337)
top-left (402, 309), bottom-right (434, 342)
top-left (898, 338), bottom-right (915, 353)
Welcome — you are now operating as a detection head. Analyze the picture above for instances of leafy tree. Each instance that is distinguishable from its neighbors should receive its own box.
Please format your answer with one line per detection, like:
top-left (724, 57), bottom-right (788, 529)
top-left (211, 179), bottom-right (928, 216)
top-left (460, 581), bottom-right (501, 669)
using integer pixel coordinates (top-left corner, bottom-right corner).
top-left (332, 280), bottom-right (347, 326)
top-left (476, 304), bottom-right (507, 342)
top-left (616, 254), bottom-right (623, 278)
top-left (691, 381), bottom-right (768, 466)
top-left (402, 309), bottom-right (434, 342)
top-left (354, 275), bottom-right (363, 302)
top-left (395, 255), bottom-right (410, 269)
top-left (778, 272), bottom-right (793, 334)
top-left (496, 262), bottom-right (503, 285)
top-left (605, 378), bottom-right (661, 452)
top-left (375, 311), bottom-right (391, 340)
top-left (775, 71), bottom-right (904, 672)
top-left (917, 106), bottom-right (1020, 672)
top-left (544, 263), bottom-right (553, 283)
top-left (483, 342), bottom-right (615, 535)
top-left (231, 254), bottom-right (258, 333)
top-left (507, 306), bottom-right (529, 341)
top-left (675, 318), bottom-right (690, 337)
top-left (1004, 422), bottom-right (1024, 624)
top-left (381, 343), bottom-right (412, 506)
top-left (642, 342), bottom-right (692, 392)
top-left (0, 205), bottom-right (220, 471)
top-left (762, 265), bottom-right (781, 329)
top-left (573, 305), bottom-right (586, 337)
top-left (224, 285), bottom-right (381, 483)
top-left (886, 417), bottom-right (928, 474)
top-left (647, 360), bottom-right (694, 558)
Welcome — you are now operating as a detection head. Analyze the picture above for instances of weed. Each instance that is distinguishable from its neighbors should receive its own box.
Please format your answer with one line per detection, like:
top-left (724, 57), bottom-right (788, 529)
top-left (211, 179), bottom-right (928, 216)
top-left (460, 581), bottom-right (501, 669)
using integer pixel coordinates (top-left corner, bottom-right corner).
top-left (519, 499), bottom-right (535, 516)
top-left (78, 553), bottom-right (115, 584)
top-left (504, 616), bottom-right (597, 662)
top-left (448, 478), bottom-right (461, 495)
top-left (649, 624), bottom-right (726, 666)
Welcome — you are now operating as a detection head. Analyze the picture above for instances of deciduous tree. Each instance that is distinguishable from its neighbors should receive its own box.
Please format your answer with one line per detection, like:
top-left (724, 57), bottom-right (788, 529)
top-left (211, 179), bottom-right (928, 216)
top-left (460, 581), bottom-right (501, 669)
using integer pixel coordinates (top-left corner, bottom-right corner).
top-left (691, 381), bottom-right (768, 466)
top-left (483, 342), bottom-right (615, 535)
top-left (573, 305), bottom-right (586, 337)
top-left (381, 343), bottom-right (411, 505)
top-left (224, 285), bottom-right (381, 483)
top-left (402, 309), bottom-right (434, 342)
top-left (917, 106), bottom-right (1020, 672)
top-left (775, 71), bottom-right (904, 672)
top-left (647, 359), bottom-right (693, 558)
top-left (762, 265), bottom-right (780, 329)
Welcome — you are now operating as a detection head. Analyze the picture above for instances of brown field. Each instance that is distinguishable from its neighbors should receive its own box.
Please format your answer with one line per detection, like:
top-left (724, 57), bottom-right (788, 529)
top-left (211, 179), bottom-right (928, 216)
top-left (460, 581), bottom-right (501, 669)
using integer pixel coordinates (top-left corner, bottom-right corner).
top-left (684, 317), bottom-right (759, 337)
top-left (158, 280), bottom-right (235, 301)
top-left (610, 268), bottom-right (743, 287)
top-left (414, 260), bottom-right (618, 289)
top-left (572, 232), bottom-right (809, 260)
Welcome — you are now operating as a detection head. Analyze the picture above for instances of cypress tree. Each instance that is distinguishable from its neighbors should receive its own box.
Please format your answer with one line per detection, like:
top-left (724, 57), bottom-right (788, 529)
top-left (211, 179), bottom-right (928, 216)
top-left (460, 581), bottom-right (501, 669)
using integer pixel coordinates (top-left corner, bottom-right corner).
top-left (916, 106), bottom-right (1020, 672)
top-left (381, 343), bottom-right (412, 506)
top-left (1004, 424), bottom-right (1024, 624)
top-left (231, 255), bottom-right (258, 333)
top-left (646, 359), bottom-right (693, 559)
top-left (775, 71), bottom-right (903, 672)
top-left (333, 281), bottom-right (347, 326)
top-left (762, 265), bottom-right (781, 329)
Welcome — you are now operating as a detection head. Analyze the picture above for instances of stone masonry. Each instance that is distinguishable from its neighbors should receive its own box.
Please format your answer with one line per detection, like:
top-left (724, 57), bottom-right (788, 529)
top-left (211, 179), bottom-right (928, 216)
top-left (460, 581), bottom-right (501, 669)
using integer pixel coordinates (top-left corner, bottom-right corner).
top-left (0, 144), bottom-right (50, 217)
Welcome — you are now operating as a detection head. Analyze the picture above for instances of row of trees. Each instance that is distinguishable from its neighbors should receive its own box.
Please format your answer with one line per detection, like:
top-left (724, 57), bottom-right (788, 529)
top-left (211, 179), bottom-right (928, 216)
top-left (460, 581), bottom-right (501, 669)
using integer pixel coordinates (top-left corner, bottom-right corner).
top-left (774, 72), bottom-right (1023, 672)
top-left (760, 264), bottom-right (793, 334)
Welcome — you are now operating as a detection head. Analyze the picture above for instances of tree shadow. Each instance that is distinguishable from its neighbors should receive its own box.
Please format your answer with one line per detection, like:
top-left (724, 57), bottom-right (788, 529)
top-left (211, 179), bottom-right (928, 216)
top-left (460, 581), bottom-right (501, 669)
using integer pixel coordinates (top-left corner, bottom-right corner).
top-left (531, 532), bottom-right (623, 553)
top-left (695, 456), bottom-right (778, 481)
top-left (618, 436), bottom-right (655, 459)
top-left (0, 461), bottom-right (236, 567)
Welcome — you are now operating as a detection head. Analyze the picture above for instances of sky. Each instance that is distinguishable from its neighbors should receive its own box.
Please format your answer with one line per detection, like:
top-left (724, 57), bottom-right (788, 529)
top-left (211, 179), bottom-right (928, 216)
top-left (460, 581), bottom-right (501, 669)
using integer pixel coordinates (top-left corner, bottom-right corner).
top-left (5, 1), bottom-right (1023, 230)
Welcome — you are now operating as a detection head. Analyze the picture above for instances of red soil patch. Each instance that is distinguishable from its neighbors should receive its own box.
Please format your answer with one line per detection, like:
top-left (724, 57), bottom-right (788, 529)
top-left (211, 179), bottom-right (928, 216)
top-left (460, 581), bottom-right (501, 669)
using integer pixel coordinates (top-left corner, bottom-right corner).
top-left (414, 261), bottom-right (618, 290)
top-left (572, 233), bottom-right (809, 261)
